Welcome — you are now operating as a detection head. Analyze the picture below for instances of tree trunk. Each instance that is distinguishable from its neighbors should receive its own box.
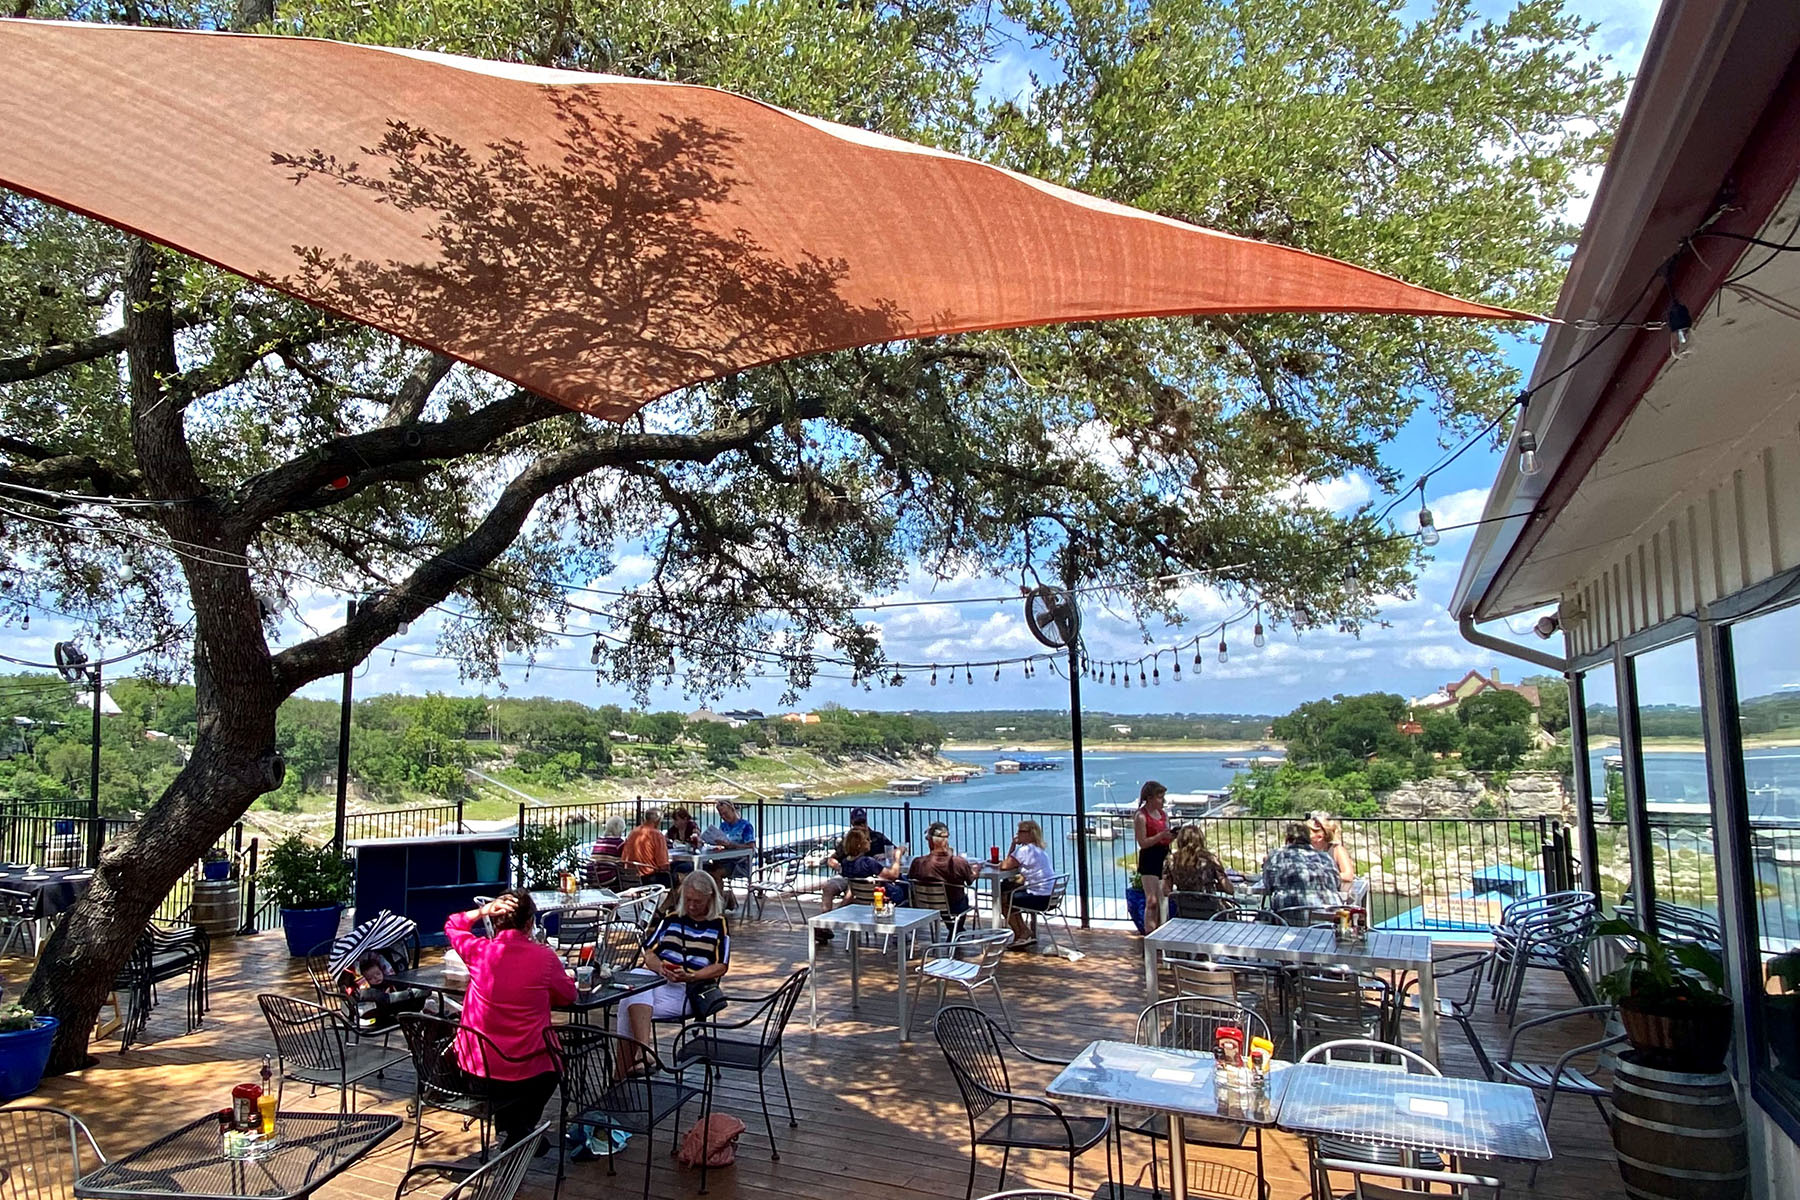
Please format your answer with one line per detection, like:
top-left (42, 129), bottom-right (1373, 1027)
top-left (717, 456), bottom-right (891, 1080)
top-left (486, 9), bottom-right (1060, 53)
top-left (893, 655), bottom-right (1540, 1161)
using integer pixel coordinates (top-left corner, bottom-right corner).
top-left (24, 692), bottom-right (277, 1074)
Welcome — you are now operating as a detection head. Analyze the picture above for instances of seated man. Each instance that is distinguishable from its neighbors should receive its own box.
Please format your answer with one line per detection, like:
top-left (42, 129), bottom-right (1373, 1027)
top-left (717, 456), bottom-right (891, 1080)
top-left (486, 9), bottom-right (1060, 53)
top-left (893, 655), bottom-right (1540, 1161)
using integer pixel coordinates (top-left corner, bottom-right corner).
top-left (907, 821), bottom-right (976, 915)
top-left (620, 807), bottom-right (673, 887)
top-left (705, 799), bottom-right (757, 911)
top-left (1262, 820), bottom-right (1343, 922)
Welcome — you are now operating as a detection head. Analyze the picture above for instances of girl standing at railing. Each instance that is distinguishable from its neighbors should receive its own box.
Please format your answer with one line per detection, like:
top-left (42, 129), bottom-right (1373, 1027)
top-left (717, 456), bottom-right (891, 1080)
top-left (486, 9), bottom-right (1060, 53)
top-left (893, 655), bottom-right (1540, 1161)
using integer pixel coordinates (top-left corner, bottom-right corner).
top-left (1134, 781), bottom-right (1174, 934)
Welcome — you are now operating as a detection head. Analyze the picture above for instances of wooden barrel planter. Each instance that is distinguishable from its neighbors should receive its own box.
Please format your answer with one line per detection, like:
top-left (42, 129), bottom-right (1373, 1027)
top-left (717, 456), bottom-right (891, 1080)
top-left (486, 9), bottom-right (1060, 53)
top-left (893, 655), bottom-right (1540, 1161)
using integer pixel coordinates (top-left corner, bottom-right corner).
top-left (190, 878), bottom-right (241, 939)
top-left (1612, 1052), bottom-right (1748, 1200)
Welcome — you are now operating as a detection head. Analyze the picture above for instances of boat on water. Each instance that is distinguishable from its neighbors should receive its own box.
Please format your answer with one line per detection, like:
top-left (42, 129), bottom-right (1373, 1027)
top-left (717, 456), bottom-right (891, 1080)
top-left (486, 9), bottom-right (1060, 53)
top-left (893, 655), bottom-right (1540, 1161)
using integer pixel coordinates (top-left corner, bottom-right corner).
top-left (1093, 791), bottom-right (1231, 824)
top-left (1376, 862), bottom-right (1543, 934)
top-left (1016, 756), bottom-right (1060, 771)
top-left (777, 782), bottom-right (811, 802)
top-left (941, 770), bottom-right (970, 784)
top-left (1067, 816), bottom-right (1119, 842)
top-left (886, 777), bottom-right (932, 796)
top-left (1221, 755), bottom-right (1286, 769)
top-left (993, 758), bottom-right (1021, 774)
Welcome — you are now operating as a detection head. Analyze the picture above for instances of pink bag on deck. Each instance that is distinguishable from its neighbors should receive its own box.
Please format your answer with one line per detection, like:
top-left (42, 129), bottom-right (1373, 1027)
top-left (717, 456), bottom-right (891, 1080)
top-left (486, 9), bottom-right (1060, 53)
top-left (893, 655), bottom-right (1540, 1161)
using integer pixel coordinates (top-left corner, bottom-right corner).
top-left (677, 1114), bottom-right (746, 1168)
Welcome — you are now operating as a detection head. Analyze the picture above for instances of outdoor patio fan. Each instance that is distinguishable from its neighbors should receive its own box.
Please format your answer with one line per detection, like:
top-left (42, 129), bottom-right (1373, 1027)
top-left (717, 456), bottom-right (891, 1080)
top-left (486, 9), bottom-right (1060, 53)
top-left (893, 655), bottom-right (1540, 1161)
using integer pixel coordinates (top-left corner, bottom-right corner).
top-left (1025, 585), bottom-right (1080, 652)
top-left (1023, 586), bottom-right (1094, 937)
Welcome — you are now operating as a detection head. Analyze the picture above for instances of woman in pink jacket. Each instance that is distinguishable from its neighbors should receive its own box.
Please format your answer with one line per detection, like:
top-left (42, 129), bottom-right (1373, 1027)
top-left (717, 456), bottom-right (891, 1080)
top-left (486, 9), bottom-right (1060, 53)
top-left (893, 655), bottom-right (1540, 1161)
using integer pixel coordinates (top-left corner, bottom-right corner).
top-left (445, 891), bottom-right (575, 1151)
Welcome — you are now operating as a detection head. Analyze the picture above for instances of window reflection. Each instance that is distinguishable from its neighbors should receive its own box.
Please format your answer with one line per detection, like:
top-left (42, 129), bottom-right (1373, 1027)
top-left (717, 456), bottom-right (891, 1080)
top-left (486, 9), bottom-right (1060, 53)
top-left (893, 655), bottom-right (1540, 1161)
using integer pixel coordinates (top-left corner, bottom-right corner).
top-left (1728, 606), bottom-right (1800, 1101)
top-left (1582, 668), bottom-right (1630, 912)
top-left (1630, 640), bottom-right (1718, 916)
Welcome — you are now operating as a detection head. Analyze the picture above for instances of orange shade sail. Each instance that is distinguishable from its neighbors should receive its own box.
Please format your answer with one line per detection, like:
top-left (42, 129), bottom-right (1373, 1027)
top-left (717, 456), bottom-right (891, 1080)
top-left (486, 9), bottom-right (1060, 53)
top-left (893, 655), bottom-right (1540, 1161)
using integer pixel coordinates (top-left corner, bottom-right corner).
top-left (0, 20), bottom-right (1533, 420)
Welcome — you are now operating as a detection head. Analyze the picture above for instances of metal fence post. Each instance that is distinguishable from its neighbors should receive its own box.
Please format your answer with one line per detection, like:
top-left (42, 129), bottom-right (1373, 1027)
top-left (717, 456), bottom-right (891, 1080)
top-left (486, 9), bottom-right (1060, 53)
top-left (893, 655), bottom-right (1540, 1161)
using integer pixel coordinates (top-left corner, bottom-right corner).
top-left (456, 794), bottom-right (466, 833)
top-left (239, 837), bottom-right (260, 934)
top-left (516, 802), bottom-right (527, 886)
top-left (903, 801), bottom-right (913, 845)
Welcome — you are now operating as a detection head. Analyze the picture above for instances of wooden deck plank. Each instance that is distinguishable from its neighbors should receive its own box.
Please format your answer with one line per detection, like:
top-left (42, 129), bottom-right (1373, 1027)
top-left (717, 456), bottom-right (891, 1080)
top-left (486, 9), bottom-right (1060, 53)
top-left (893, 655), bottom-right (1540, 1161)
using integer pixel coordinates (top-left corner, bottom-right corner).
top-left (5, 920), bottom-right (1630, 1200)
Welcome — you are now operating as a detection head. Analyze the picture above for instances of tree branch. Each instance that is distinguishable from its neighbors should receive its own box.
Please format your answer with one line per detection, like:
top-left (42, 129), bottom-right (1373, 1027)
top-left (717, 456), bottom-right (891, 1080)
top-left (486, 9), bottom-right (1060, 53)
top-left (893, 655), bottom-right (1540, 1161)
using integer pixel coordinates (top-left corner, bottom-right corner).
top-left (268, 398), bottom-right (816, 691)
top-left (0, 310), bottom-right (207, 385)
top-left (225, 389), bottom-right (568, 533)
top-left (378, 352), bottom-right (456, 429)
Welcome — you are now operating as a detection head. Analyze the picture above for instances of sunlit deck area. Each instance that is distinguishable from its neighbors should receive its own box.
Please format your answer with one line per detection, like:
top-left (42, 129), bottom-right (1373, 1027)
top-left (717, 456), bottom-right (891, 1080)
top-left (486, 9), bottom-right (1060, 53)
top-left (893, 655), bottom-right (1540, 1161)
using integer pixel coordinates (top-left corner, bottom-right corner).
top-left (7, 919), bottom-right (1627, 1200)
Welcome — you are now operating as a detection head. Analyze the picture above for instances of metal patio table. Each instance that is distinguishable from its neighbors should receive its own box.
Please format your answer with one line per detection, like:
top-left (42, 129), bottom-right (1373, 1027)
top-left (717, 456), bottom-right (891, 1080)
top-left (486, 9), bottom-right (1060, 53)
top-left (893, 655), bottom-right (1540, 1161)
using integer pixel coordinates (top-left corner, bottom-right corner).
top-left (75, 1112), bottom-right (400, 1199)
top-left (1276, 1061), bottom-right (1550, 1161)
top-left (806, 903), bottom-right (941, 1043)
top-left (668, 845), bottom-right (756, 870)
top-left (972, 863), bottom-right (1021, 929)
top-left (526, 887), bottom-right (618, 914)
top-left (387, 963), bottom-right (664, 1018)
top-left (1143, 918), bottom-right (1440, 1063)
top-left (1048, 1040), bottom-right (1292, 1200)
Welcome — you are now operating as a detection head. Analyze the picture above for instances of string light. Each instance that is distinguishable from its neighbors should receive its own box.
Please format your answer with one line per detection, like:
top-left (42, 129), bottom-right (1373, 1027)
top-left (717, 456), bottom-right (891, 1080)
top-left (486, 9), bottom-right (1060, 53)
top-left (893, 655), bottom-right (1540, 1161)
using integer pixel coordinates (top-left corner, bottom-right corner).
top-left (930, 664), bottom-right (938, 685)
top-left (1515, 393), bottom-right (1541, 477)
top-left (1252, 607), bottom-right (1266, 648)
top-left (1138, 663), bottom-right (1148, 687)
top-left (1667, 297), bottom-right (1693, 358)
top-left (1171, 654), bottom-right (1181, 681)
top-left (1417, 494), bottom-right (1440, 548)
top-left (1217, 633), bottom-right (1229, 664)
top-left (1110, 665), bottom-right (1118, 685)
top-left (1151, 661), bottom-right (1160, 686)
top-left (965, 664), bottom-right (973, 685)
top-left (994, 665), bottom-right (1001, 682)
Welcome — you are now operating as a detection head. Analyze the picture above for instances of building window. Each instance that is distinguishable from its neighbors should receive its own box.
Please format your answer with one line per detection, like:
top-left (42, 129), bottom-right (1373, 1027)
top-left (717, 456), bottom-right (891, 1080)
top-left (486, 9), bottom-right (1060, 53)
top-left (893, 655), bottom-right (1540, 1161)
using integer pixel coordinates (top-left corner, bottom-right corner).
top-left (1725, 606), bottom-right (1800, 1114)
top-left (1581, 666), bottom-right (1630, 912)
top-left (1629, 639), bottom-right (1718, 916)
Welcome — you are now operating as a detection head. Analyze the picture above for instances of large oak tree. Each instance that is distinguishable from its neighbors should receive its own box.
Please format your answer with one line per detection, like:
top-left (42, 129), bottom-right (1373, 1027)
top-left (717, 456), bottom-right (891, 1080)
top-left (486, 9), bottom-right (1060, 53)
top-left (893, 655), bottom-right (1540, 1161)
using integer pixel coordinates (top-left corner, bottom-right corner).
top-left (1, 0), bottom-right (1622, 1069)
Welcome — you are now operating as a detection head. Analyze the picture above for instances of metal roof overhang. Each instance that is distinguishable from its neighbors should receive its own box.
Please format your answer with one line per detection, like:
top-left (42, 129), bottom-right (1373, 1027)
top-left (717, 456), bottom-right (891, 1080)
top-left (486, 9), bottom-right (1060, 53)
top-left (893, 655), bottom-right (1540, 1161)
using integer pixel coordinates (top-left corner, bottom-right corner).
top-left (1451, 1), bottom-right (1800, 629)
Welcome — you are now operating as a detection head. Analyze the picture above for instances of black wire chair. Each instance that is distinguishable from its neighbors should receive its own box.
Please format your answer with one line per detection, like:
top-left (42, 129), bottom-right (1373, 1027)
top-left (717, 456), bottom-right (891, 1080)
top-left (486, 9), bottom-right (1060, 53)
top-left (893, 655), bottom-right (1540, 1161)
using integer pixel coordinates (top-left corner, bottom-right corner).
top-left (547, 1024), bottom-right (710, 1200)
top-left (113, 918), bottom-right (209, 1052)
top-left (934, 1004), bottom-right (1112, 1200)
top-left (1166, 890), bottom-right (1237, 920)
top-left (0, 886), bottom-right (39, 958)
top-left (396, 1013), bottom-right (548, 1172)
top-left (0, 1105), bottom-right (106, 1200)
top-left (1127, 997), bottom-right (1269, 1200)
top-left (258, 992), bottom-right (410, 1113)
top-left (672, 968), bottom-right (808, 1159)
top-left (393, 1121), bottom-right (549, 1200)
top-left (975, 1191), bottom-right (1088, 1200)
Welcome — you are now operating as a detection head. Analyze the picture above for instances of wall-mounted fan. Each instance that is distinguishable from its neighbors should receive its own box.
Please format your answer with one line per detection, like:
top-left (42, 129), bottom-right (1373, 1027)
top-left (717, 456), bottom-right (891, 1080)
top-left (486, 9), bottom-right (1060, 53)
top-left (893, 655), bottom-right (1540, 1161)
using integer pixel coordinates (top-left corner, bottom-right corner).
top-left (54, 641), bottom-right (94, 684)
top-left (1025, 585), bottom-right (1080, 650)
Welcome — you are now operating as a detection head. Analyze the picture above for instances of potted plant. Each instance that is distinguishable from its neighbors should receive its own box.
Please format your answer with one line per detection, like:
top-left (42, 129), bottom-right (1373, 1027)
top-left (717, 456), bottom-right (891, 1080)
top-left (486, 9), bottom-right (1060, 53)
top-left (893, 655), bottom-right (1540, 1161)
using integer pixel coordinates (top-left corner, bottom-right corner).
top-left (261, 834), bottom-right (352, 956)
top-left (0, 1001), bottom-right (59, 1101)
top-left (1766, 950), bottom-right (1800, 1075)
top-left (1125, 868), bottom-right (1147, 934)
top-left (1593, 916), bottom-right (1733, 1072)
top-left (201, 845), bottom-right (232, 882)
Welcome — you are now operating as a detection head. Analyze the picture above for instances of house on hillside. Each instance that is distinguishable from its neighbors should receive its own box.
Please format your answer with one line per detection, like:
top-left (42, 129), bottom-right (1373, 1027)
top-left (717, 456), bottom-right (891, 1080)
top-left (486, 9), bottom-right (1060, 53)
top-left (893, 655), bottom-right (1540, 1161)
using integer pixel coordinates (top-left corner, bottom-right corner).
top-left (1451, 2), bottom-right (1800, 1183)
top-left (780, 711), bottom-right (820, 725)
top-left (1408, 669), bottom-right (1541, 723)
top-left (720, 708), bottom-right (766, 724)
top-left (686, 707), bottom-right (729, 725)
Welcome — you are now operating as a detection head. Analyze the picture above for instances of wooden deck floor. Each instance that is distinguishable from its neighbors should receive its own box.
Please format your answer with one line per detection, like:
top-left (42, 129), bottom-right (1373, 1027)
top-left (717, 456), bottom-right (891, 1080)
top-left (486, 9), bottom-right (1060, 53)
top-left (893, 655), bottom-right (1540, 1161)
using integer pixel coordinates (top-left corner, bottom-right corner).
top-left (6, 919), bottom-right (1629, 1200)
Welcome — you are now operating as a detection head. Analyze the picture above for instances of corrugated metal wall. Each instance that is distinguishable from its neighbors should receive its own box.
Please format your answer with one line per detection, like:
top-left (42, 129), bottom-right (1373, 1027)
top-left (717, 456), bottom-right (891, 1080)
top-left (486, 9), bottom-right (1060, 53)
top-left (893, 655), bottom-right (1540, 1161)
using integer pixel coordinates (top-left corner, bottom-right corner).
top-left (1565, 438), bottom-right (1800, 656)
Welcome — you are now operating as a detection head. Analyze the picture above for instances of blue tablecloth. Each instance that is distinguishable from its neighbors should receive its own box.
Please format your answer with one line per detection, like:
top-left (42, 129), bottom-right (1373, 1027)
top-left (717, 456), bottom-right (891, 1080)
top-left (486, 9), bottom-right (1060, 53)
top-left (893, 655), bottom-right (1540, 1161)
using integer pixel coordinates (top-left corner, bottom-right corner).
top-left (0, 865), bottom-right (94, 917)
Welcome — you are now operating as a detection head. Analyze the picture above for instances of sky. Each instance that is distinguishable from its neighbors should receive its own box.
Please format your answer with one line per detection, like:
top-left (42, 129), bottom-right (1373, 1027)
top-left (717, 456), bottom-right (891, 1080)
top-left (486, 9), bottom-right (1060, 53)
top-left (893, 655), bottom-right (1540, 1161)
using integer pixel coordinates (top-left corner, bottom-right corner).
top-left (8, 0), bottom-right (1666, 721)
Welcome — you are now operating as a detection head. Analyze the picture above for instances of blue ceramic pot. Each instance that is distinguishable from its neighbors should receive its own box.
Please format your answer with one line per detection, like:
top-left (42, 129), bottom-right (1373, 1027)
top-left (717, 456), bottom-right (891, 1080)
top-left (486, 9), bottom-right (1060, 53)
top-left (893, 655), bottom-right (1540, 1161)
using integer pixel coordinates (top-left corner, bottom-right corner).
top-left (1125, 886), bottom-right (1147, 934)
top-left (202, 860), bottom-right (231, 881)
top-left (0, 1015), bottom-right (58, 1101)
top-left (280, 904), bottom-right (343, 957)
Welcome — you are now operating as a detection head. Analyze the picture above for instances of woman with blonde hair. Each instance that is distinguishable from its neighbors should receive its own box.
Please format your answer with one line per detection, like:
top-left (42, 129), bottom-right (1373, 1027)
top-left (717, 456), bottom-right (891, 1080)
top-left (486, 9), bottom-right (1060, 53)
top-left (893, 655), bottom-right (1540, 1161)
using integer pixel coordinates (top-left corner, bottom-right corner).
top-left (1309, 811), bottom-right (1355, 889)
top-left (615, 870), bottom-right (731, 1073)
top-left (1164, 825), bottom-right (1232, 897)
top-left (999, 819), bottom-right (1056, 948)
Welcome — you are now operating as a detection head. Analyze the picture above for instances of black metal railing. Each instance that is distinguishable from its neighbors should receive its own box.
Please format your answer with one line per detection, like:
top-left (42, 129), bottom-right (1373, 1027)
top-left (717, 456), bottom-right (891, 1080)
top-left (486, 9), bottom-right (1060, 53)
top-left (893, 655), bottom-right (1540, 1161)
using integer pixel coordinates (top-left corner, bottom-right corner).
top-left (339, 800), bottom-right (466, 843)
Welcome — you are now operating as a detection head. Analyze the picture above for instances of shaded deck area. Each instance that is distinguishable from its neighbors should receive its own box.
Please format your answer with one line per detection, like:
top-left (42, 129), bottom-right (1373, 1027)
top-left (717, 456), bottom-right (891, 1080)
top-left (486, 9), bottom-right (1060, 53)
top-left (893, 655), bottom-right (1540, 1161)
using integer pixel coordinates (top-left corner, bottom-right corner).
top-left (7, 921), bottom-right (1626, 1199)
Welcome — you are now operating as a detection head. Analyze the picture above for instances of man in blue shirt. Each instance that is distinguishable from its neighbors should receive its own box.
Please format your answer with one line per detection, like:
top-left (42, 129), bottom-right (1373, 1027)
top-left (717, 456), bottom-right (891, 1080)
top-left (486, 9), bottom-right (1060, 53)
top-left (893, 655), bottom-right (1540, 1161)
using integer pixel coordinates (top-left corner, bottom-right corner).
top-left (707, 799), bottom-right (757, 911)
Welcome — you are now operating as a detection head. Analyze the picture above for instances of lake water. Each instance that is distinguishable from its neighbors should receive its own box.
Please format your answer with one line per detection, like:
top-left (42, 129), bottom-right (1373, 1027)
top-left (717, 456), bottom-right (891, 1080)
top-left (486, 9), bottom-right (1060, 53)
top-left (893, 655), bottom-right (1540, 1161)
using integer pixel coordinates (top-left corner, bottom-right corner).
top-left (1590, 745), bottom-right (1800, 820)
top-left (833, 747), bottom-right (1261, 813)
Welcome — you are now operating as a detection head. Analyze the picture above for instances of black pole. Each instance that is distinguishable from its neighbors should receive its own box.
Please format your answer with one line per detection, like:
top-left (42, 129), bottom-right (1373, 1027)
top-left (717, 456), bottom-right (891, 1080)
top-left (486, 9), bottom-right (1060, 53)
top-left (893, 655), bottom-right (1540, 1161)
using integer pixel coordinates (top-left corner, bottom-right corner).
top-left (333, 597), bottom-right (357, 852)
top-left (86, 659), bottom-right (103, 868)
top-left (1069, 642), bottom-right (1091, 928)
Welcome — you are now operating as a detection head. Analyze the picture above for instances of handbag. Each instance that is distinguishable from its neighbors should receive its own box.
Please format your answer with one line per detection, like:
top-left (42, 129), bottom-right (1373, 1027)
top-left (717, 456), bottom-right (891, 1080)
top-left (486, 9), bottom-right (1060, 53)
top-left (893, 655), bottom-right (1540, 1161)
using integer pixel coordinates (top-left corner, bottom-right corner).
top-left (685, 979), bottom-right (728, 1019)
top-left (677, 1113), bottom-right (746, 1167)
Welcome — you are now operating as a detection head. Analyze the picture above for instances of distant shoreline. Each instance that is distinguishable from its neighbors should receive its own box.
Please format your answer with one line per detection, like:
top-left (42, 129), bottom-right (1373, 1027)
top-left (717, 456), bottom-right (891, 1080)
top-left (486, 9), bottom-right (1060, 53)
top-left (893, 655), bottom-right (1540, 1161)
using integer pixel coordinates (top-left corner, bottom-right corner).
top-left (942, 739), bottom-right (1278, 754)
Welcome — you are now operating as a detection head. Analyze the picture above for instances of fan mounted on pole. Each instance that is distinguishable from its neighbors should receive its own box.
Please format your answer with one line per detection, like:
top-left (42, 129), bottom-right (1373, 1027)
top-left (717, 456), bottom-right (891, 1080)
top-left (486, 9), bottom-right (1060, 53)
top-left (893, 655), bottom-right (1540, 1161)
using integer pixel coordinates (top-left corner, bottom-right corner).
top-left (1024, 585), bottom-right (1080, 650)
top-left (54, 641), bottom-right (94, 684)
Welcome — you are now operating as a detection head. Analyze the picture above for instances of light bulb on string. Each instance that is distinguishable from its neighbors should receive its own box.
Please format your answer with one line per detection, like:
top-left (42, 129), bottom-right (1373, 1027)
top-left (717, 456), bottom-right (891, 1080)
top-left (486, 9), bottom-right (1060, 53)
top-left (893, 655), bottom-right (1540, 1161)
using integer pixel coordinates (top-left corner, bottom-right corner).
top-left (1138, 664), bottom-right (1147, 687)
top-left (1124, 665), bottom-right (1132, 688)
top-left (1514, 392), bottom-right (1541, 477)
top-left (590, 638), bottom-right (602, 665)
top-left (965, 665), bottom-right (973, 685)
top-left (1110, 665), bottom-right (1118, 685)
top-left (1152, 662), bottom-right (1161, 686)
top-left (994, 665), bottom-right (1001, 682)
top-left (1418, 501), bottom-right (1440, 547)
top-left (396, 618), bottom-right (409, 636)
top-left (1218, 634), bottom-right (1229, 664)
top-left (947, 663), bottom-right (954, 685)
top-left (930, 665), bottom-right (938, 686)
top-left (1192, 645), bottom-right (1202, 670)
top-left (1172, 655), bottom-right (1182, 681)
top-left (20, 613), bottom-right (27, 630)
top-left (1253, 607), bottom-right (1266, 648)
top-left (1667, 294), bottom-right (1693, 360)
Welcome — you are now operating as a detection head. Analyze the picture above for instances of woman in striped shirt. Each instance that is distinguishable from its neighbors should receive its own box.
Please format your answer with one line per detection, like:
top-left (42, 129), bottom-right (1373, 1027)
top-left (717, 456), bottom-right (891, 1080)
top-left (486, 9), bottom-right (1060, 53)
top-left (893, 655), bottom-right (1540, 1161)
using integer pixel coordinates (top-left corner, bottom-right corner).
top-left (616, 870), bottom-right (730, 1069)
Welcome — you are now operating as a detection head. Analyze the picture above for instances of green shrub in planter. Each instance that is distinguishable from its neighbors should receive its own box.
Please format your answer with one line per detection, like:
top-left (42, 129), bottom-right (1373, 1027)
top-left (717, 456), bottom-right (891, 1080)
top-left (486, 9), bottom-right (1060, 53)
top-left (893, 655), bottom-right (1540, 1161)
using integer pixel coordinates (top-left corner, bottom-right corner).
top-left (261, 835), bottom-right (352, 910)
top-left (1593, 917), bottom-right (1732, 1071)
top-left (0, 1001), bottom-right (37, 1033)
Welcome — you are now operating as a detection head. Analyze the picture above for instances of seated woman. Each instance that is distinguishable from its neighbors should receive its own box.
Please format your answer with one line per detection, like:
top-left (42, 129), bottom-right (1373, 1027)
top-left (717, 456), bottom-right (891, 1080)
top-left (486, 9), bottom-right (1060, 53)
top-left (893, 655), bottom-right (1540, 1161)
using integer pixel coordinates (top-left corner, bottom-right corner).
top-left (999, 819), bottom-right (1056, 948)
top-left (616, 872), bottom-right (731, 1072)
top-left (445, 891), bottom-right (575, 1152)
top-left (1309, 810), bottom-right (1356, 891)
top-left (589, 815), bottom-right (628, 887)
top-left (1162, 826), bottom-right (1233, 917)
top-left (814, 827), bottom-right (903, 942)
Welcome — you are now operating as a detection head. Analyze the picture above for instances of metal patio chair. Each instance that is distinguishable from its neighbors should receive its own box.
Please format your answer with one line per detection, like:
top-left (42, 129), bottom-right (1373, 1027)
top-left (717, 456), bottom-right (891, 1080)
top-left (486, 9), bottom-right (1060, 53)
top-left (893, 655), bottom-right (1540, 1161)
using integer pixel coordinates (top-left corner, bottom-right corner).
top-left (394, 1121), bottom-right (548, 1200)
top-left (909, 927), bottom-right (1015, 1035)
top-left (747, 858), bottom-right (809, 926)
top-left (0, 1105), bottom-right (106, 1200)
top-left (1390, 950), bottom-right (1497, 1078)
top-left (934, 1004), bottom-right (1112, 1200)
top-left (671, 968), bottom-right (809, 1160)
top-left (1292, 968), bottom-right (1387, 1055)
top-left (1128, 997), bottom-right (1269, 1200)
top-left (395, 1013), bottom-right (496, 1170)
top-left (1166, 889), bottom-right (1237, 920)
top-left (259, 992), bottom-right (410, 1113)
top-left (1494, 1004), bottom-right (1624, 1185)
top-left (113, 918), bottom-right (209, 1052)
top-left (0, 886), bottom-right (39, 958)
top-left (548, 1024), bottom-right (709, 1200)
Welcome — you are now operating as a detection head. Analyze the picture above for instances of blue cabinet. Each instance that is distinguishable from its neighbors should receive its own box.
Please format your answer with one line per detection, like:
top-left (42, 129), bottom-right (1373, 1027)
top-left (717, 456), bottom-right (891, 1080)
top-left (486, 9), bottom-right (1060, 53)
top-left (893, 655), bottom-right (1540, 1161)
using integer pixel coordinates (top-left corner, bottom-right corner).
top-left (348, 833), bottom-right (512, 946)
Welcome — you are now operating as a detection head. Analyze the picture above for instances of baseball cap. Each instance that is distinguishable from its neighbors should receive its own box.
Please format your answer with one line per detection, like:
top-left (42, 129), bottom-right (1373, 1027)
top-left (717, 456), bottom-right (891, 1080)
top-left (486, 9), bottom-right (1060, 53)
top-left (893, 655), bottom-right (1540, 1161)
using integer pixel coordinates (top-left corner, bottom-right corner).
top-left (850, 807), bottom-right (869, 823)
